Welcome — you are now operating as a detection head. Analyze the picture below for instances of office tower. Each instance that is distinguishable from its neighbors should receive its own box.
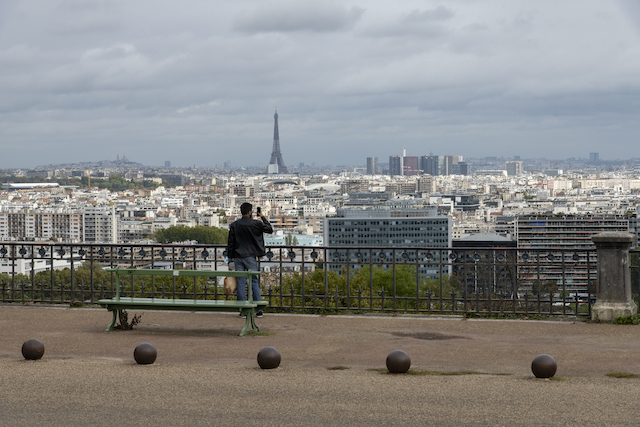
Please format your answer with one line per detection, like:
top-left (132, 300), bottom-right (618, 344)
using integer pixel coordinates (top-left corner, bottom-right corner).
top-left (389, 155), bottom-right (403, 176)
top-left (323, 205), bottom-right (452, 278)
top-left (403, 156), bottom-right (418, 176)
top-left (444, 155), bottom-right (463, 175)
top-left (366, 157), bottom-right (378, 175)
top-left (505, 161), bottom-right (524, 176)
top-left (589, 153), bottom-right (599, 163)
top-left (325, 205), bottom-right (450, 247)
top-left (268, 110), bottom-right (288, 174)
top-left (438, 156), bottom-right (449, 176)
top-left (418, 155), bottom-right (463, 176)
top-left (164, 161), bottom-right (171, 168)
top-left (420, 155), bottom-right (439, 176)
top-left (451, 161), bottom-right (468, 175)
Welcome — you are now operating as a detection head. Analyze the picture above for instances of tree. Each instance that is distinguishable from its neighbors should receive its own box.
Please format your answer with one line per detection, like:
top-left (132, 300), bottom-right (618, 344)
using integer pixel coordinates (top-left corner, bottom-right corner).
top-left (423, 274), bottom-right (462, 297)
top-left (285, 234), bottom-right (299, 246)
top-left (281, 264), bottom-right (435, 299)
top-left (530, 279), bottom-right (558, 297)
top-left (153, 225), bottom-right (228, 244)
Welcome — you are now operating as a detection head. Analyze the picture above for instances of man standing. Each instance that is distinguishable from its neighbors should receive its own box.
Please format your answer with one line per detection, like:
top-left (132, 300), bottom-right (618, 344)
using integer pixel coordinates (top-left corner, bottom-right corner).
top-left (227, 202), bottom-right (273, 317)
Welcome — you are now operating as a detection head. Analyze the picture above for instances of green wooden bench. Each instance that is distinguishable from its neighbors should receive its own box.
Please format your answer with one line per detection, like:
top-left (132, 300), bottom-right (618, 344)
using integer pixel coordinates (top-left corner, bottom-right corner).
top-left (98, 268), bottom-right (267, 336)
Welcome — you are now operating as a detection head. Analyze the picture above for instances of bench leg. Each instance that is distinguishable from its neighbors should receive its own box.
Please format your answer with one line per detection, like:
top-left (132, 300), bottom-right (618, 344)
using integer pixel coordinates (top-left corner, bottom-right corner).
top-left (105, 309), bottom-right (119, 332)
top-left (239, 308), bottom-right (260, 337)
top-left (250, 311), bottom-right (259, 332)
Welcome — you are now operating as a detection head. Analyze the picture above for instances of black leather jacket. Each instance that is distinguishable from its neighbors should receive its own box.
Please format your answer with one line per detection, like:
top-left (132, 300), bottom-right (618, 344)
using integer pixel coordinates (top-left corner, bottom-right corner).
top-left (227, 216), bottom-right (273, 259)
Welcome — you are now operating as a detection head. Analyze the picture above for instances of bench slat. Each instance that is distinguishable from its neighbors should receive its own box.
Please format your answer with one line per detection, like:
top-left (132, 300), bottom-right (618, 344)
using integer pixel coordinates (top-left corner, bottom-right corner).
top-left (98, 298), bottom-right (267, 309)
top-left (105, 268), bottom-right (259, 278)
top-left (100, 268), bottom-right (265, 336)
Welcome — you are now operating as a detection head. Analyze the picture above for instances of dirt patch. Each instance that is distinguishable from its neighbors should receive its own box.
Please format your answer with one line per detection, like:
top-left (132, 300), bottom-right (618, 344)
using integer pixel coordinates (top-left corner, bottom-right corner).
top-left (391, 331), bottom-right (468, 340)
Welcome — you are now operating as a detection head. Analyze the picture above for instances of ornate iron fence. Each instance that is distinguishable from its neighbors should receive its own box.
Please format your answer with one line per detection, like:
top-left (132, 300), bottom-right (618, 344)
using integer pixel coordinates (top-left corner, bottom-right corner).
top-left (0, 242), bottom-right (609, 317)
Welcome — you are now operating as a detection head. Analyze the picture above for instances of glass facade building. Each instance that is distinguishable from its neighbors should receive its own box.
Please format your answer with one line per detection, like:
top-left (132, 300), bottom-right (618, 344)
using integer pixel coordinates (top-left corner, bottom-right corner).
top-left (323, 206), bottom-right (452, 278)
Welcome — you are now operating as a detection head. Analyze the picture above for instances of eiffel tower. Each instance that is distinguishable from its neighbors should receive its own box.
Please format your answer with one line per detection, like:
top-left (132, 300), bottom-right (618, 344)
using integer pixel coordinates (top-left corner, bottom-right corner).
top-left (267, 110), bottom-right (288, 174)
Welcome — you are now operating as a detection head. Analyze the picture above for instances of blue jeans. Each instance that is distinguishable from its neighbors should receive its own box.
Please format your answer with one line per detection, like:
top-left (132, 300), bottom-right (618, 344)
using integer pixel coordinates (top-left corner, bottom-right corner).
top-left (234, 256), bottom-right (261, 301)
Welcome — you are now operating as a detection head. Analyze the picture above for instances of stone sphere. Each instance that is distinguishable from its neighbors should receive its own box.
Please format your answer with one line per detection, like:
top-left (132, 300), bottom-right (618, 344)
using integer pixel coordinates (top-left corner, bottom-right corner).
top-left (134, 342), bottom-right (157, 365)
top-left (531, 354), bottom-right (557, 378)
top-left (22, 338), bottom-right (45, 360)
top-left (257, 346), bottom-right (281, 369)
top-left (386, 350), bottom-right (411, 373)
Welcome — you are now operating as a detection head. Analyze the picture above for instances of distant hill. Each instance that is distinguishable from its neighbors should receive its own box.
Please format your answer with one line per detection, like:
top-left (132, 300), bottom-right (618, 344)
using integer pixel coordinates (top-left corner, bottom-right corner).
top-left (35, 159), bottom-right (146, 169)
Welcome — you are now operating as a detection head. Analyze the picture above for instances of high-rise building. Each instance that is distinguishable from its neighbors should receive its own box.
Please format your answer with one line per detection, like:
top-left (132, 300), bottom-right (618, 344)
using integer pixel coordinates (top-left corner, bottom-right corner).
top-left (441, 155), bottom-right (460, 175)
top-left (267, 110), bottom-right (288, 174)
top-left (366, 157), bottom-right (378, 175)
top-left (164, 161), bottom-right (171, 168)
top-left (389, 155), bottom-right (403, 176)
top-left (403, 156), bottom-right (419, 176)
top-left (451, 162), bottom-right (468, 175)
top-left (505, 161), bottom-right (524, 176)
top-left (589, 152), bottom-right (600, 163)
top-left (420, 155), bottom-right (439, 175)
top-left (419, 155), bottom-right (463, 176)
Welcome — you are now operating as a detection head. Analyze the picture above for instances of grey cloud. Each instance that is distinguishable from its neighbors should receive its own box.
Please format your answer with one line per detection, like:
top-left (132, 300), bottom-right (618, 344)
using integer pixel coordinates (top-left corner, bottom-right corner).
top-left (618, 0), bottom-right (640, 35)
top-left (233, 1), bottom-right (364, 33)
top-left (46, 1), bottom-right (123, 36)
top-left (363, 6), bottom-right (454, 38)
top-left (400, 6), bottom-right (454, 24)
top-left (1, 0), bottom-right (639, 167)
top-left (416, 87), bottom-right (640, 122)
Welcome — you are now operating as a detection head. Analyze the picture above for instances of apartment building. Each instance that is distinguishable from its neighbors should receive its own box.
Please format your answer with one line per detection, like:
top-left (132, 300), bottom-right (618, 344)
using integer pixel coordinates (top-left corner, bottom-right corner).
top-left (515, 215), bottom-right (629, 250)
top-left (83, 206), bottom-right (119, 243)
top-left (386, 181), bottom-right (417, 195)
top-left (0, 210), bottom-right (83, 242)
top-left (270, 215), bottom-right (301, 229)
top-left (515, 215), bottom-right (630, 290)
top-left (417, 175), bottom-right (435, 193)
top-left (303, 215), bottom-right (325, 235)
top-left (340, 180), bottom-right (370, 194)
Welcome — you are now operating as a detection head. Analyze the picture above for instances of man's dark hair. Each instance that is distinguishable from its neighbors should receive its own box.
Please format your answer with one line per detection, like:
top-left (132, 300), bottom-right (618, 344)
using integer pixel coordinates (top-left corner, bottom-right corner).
top-left (240, 202), bottom-right (253, 216)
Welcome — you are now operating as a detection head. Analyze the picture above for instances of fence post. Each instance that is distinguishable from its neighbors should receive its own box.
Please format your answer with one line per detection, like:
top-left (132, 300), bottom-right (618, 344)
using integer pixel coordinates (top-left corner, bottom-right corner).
top-left (591, 232), bottom-right (637, 322)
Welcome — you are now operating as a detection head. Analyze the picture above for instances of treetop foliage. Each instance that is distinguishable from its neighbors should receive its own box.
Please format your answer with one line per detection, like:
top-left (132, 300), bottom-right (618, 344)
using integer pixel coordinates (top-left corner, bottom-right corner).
top-left (153, 225), bottom-right (228, 244)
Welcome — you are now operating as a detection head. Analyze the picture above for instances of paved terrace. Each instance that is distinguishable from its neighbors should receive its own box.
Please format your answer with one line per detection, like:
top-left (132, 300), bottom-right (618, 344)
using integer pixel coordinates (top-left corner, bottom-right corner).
top-left (1, 305), bottom-right (640, 426)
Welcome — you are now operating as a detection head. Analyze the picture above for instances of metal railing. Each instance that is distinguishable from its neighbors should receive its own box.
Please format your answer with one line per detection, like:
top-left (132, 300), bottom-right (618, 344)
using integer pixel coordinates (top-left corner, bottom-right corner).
top-left (0, 242), bottom-right (626, 317)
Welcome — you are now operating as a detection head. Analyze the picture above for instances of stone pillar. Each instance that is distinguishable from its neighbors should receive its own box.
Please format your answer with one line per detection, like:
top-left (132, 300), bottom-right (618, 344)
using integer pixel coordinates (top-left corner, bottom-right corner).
top-left (591, 232), bottom-right (637, 322)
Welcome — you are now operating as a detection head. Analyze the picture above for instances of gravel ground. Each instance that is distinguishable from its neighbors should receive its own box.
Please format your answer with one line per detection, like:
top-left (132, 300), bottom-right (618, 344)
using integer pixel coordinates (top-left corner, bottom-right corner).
top-left (1, 305), bottom-right (639, 426)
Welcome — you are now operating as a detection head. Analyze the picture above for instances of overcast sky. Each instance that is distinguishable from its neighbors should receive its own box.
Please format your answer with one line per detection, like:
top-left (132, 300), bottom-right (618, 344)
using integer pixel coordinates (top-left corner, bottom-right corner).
top-left (1, 0), bottom-right (639, 169)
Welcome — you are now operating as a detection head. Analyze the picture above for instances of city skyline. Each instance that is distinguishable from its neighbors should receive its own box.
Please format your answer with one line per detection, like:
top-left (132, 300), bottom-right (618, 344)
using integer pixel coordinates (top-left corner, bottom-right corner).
top-left (1, 1), bottom-right (640, 169)
top-left (5, 151), bottom-right (640, 174)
